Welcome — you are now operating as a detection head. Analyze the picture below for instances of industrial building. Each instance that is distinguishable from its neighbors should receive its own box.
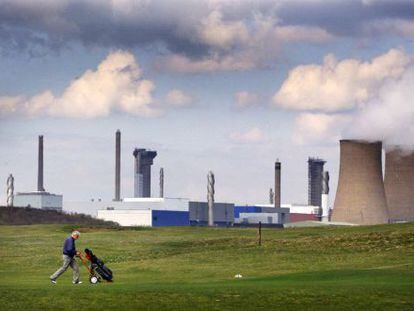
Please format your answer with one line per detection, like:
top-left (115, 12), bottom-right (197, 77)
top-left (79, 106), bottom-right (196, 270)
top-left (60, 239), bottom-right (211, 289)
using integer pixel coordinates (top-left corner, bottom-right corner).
top-left (14, 135), bottom-right (63, 211)
top-left (66, 198), bottom-right (190, 227)
top-left (86, 199), bottom-right (236, 227)
top-left (384, 148), bottom-right (414, 222)
top-left (234, 205), bottom-right (289, 227)
top-left (331, 140), bottom-right (389, 225)
top-left (14, 192), bottom-right (63, 210)
top-left (281, 204), bottom-right (320, 222)
top-left (189, 201), bottom-right (234, 226)
top-left (133, 148), bottom-right (157, 198)
top-left (66, 130), bottom-right (192, 227)
top-left (308, 157), bottom-right (326, 207)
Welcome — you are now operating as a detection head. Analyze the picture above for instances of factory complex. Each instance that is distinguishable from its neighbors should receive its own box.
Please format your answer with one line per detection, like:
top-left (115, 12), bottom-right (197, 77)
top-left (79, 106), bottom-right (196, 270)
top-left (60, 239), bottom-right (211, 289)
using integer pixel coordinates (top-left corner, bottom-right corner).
top-left (4, 131), bottom-right (414, 228)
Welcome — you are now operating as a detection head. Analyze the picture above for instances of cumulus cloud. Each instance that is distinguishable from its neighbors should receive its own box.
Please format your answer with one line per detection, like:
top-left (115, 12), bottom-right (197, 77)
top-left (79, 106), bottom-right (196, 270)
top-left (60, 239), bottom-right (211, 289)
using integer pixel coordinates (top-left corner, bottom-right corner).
top-left (0, 0), bottom-right (337, 72)
top-left (234, 91), bottom-right (260, 109)
top-left (0, 96), bottom-right (22, 114)
top-left (158, 14), bottom-right (333, 72)
top-left (229, 127), bottom-right (268, 144)
top-left (2, 0), bottom-right (414, 73)
top-left (199, 10), bottom-right (249, 50)
top-left (292, 113), bottom-right (352, 145)
top-left (273, 48), bottom-right (411, 111)
top-left (0, 50), bottom-right (161, 118)
top-left (287, 49), bottom-right (414, 146)
top-left (165, 89), bottom-right (194, 108)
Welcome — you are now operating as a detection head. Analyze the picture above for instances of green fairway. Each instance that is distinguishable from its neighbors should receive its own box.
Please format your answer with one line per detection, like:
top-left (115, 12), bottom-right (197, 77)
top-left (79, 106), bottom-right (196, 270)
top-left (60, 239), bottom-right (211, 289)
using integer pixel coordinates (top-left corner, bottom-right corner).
top-left (0, 223), bottom-right (413, 310)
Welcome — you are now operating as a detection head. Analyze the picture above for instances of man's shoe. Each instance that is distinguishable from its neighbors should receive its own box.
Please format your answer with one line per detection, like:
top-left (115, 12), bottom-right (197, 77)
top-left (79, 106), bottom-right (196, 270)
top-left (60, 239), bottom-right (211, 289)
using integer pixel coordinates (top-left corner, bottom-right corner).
top-left (50, 279), bottom-right (57, 284)
top-left (73, 281), bottom-right (82, 284)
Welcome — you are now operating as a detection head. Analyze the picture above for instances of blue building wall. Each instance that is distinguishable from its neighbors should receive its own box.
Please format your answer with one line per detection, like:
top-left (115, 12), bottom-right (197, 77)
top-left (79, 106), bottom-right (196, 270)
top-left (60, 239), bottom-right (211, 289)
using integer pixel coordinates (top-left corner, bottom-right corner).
top-left (152, 210), bottom-right (189, 227)
top-left (234, 206), bottom-right (262, 218)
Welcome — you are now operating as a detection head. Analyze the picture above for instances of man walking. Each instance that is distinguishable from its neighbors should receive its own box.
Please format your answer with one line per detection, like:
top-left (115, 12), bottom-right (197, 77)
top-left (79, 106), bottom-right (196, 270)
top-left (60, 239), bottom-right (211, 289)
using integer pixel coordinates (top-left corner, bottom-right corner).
top-left (50, 230), bottom-right (82, 284)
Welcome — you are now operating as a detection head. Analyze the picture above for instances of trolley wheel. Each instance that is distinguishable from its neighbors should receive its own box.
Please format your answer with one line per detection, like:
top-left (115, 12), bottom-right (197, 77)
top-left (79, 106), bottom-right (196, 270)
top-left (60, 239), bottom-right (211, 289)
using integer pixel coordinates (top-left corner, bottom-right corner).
top-left (90, 276), bottom-right (99, 284)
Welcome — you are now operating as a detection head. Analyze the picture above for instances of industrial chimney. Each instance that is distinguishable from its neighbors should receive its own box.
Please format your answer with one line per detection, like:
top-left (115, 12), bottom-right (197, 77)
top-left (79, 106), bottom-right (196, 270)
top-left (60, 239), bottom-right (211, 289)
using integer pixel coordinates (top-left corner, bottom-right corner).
top-left (269, 188), bottom-right (274, 205)
top-left (114, 130), bottom-right (121, 201)
top-left (331, 140), bottom-right (389, 225)
top-left (274, 161), bottom-right (281, 208)
top-left (159, 167), bottom-right (164, 198)
top-left (321, 171), bottom-right (330, 222)
top-left (207, 171), bottom-right (215, 226)
top-left (384, 148), bottom-right (414, 222)
top-left (37, 135), bottom-right (45, 192)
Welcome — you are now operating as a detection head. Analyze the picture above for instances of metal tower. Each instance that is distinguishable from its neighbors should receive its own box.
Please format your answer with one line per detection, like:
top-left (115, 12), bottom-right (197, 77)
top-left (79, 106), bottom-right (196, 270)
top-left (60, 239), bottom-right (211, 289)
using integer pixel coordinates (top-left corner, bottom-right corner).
top-left (308, 157), bottom-right (326, 207)
top-left (133, 148), bottom-right (157, 198)
top-left (207, 171), bottom-right (215, 226)
top-left (6, 174), bottom-right (14, 207)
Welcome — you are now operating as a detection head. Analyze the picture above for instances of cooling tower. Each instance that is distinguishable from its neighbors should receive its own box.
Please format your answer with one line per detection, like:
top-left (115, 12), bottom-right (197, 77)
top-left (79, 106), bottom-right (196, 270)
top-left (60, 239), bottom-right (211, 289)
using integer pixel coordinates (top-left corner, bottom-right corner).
top-left (331, 140), bottom-right (389, 225)
top-left (384, 148), bottom-right (414, 222)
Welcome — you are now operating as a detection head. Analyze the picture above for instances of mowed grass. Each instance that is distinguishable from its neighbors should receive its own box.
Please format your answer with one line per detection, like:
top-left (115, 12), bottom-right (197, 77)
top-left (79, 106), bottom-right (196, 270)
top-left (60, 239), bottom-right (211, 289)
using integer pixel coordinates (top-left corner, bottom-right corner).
top-left (0, 223), bottom-right (413, 310)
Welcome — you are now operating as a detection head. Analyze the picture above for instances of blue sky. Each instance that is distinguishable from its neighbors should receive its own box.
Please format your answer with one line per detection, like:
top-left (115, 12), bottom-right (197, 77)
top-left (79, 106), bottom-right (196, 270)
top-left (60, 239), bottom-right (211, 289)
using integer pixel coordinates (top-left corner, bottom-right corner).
top-left (1, 0), bottom-right (414, 210)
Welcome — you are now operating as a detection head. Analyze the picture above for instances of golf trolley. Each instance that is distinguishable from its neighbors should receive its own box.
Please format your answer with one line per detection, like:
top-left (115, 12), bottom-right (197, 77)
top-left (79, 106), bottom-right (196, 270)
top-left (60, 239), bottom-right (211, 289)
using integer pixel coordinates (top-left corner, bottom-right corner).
top-left (79, 248), bottom-right (113, 284)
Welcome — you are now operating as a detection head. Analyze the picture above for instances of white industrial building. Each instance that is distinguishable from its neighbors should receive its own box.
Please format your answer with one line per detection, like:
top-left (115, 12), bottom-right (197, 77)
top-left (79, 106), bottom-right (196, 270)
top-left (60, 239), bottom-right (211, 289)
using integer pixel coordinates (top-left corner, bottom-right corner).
top-left (280, 204), bottom-right (320, 215)
top-left (14, 191), bottom-right (63, 211)
top-left (65, 197), bottom-right (190, 227)
top-left (237, 212), bottom-right (286, 225)
top-left (234, 205), bottom-right (290, 227)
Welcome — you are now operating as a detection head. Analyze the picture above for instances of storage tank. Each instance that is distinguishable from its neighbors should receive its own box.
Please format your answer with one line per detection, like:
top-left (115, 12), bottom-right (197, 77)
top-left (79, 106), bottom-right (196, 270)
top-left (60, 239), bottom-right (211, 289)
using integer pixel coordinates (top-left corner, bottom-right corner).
top-left (331, 140), bottom-right (389, 225)
top-left (384, 148), bottom-right (414, 222)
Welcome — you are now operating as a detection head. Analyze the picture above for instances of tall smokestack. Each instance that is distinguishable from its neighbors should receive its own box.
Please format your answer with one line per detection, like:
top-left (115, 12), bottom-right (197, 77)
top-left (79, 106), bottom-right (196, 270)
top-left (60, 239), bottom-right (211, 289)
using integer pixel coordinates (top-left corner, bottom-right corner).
top-left (159, 167), bottom-right (164, 198)
top-left (331, 140), bottom-right (389, 225)
top-left (37, 135), bottom-right (45, 192)
top-left (269, 188), bottom-right (274, 205)
top-left (207, 171), bottom-right (215, 226)
top-left (384, 148), bottom-right (414, 222)
top-left (274, 161), bottom-right (281, 208)
top-left (114, 130), bottom-right (121, 201)
top-left (321, 171), bottom-right (330, 222)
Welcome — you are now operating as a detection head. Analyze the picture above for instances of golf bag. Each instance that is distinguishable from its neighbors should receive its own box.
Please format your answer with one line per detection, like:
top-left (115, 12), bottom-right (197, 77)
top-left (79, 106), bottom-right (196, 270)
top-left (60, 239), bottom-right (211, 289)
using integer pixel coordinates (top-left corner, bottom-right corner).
top-left (84, 248), bottom-right (113, 283)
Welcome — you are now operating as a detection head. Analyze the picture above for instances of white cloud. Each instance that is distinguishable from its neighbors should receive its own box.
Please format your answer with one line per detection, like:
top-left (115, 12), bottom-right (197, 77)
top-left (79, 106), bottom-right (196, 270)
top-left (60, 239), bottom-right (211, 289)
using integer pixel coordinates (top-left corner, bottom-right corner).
top-left (165, 89), bottom-right (195, 108)
top-left (234, 91), bottom-right (260, 109)
top-left (158, 14), bottom-right (333, 73)
top-left (273, 48), bottom-right (412, 111)
top-left (292, 113), bottom-right (352, 145)
top-left (347, 68), bottom-right (414, 146)
top-left (292, 61), bottom-right (414, 147)
top-left (229, 127), bottom-right (268, 144)
top-left (0, 96), bottom-right (23, 115)
top-left (0, 50), bottom-right (161, 118)
top-left (199, 10), bottom-right (249, 50)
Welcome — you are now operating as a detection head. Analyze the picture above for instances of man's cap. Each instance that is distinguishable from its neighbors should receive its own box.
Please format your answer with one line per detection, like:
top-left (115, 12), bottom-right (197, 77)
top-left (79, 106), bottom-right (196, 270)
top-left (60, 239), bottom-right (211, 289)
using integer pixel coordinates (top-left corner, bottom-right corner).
top-left (72, 230), bottom-right (80, 237)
